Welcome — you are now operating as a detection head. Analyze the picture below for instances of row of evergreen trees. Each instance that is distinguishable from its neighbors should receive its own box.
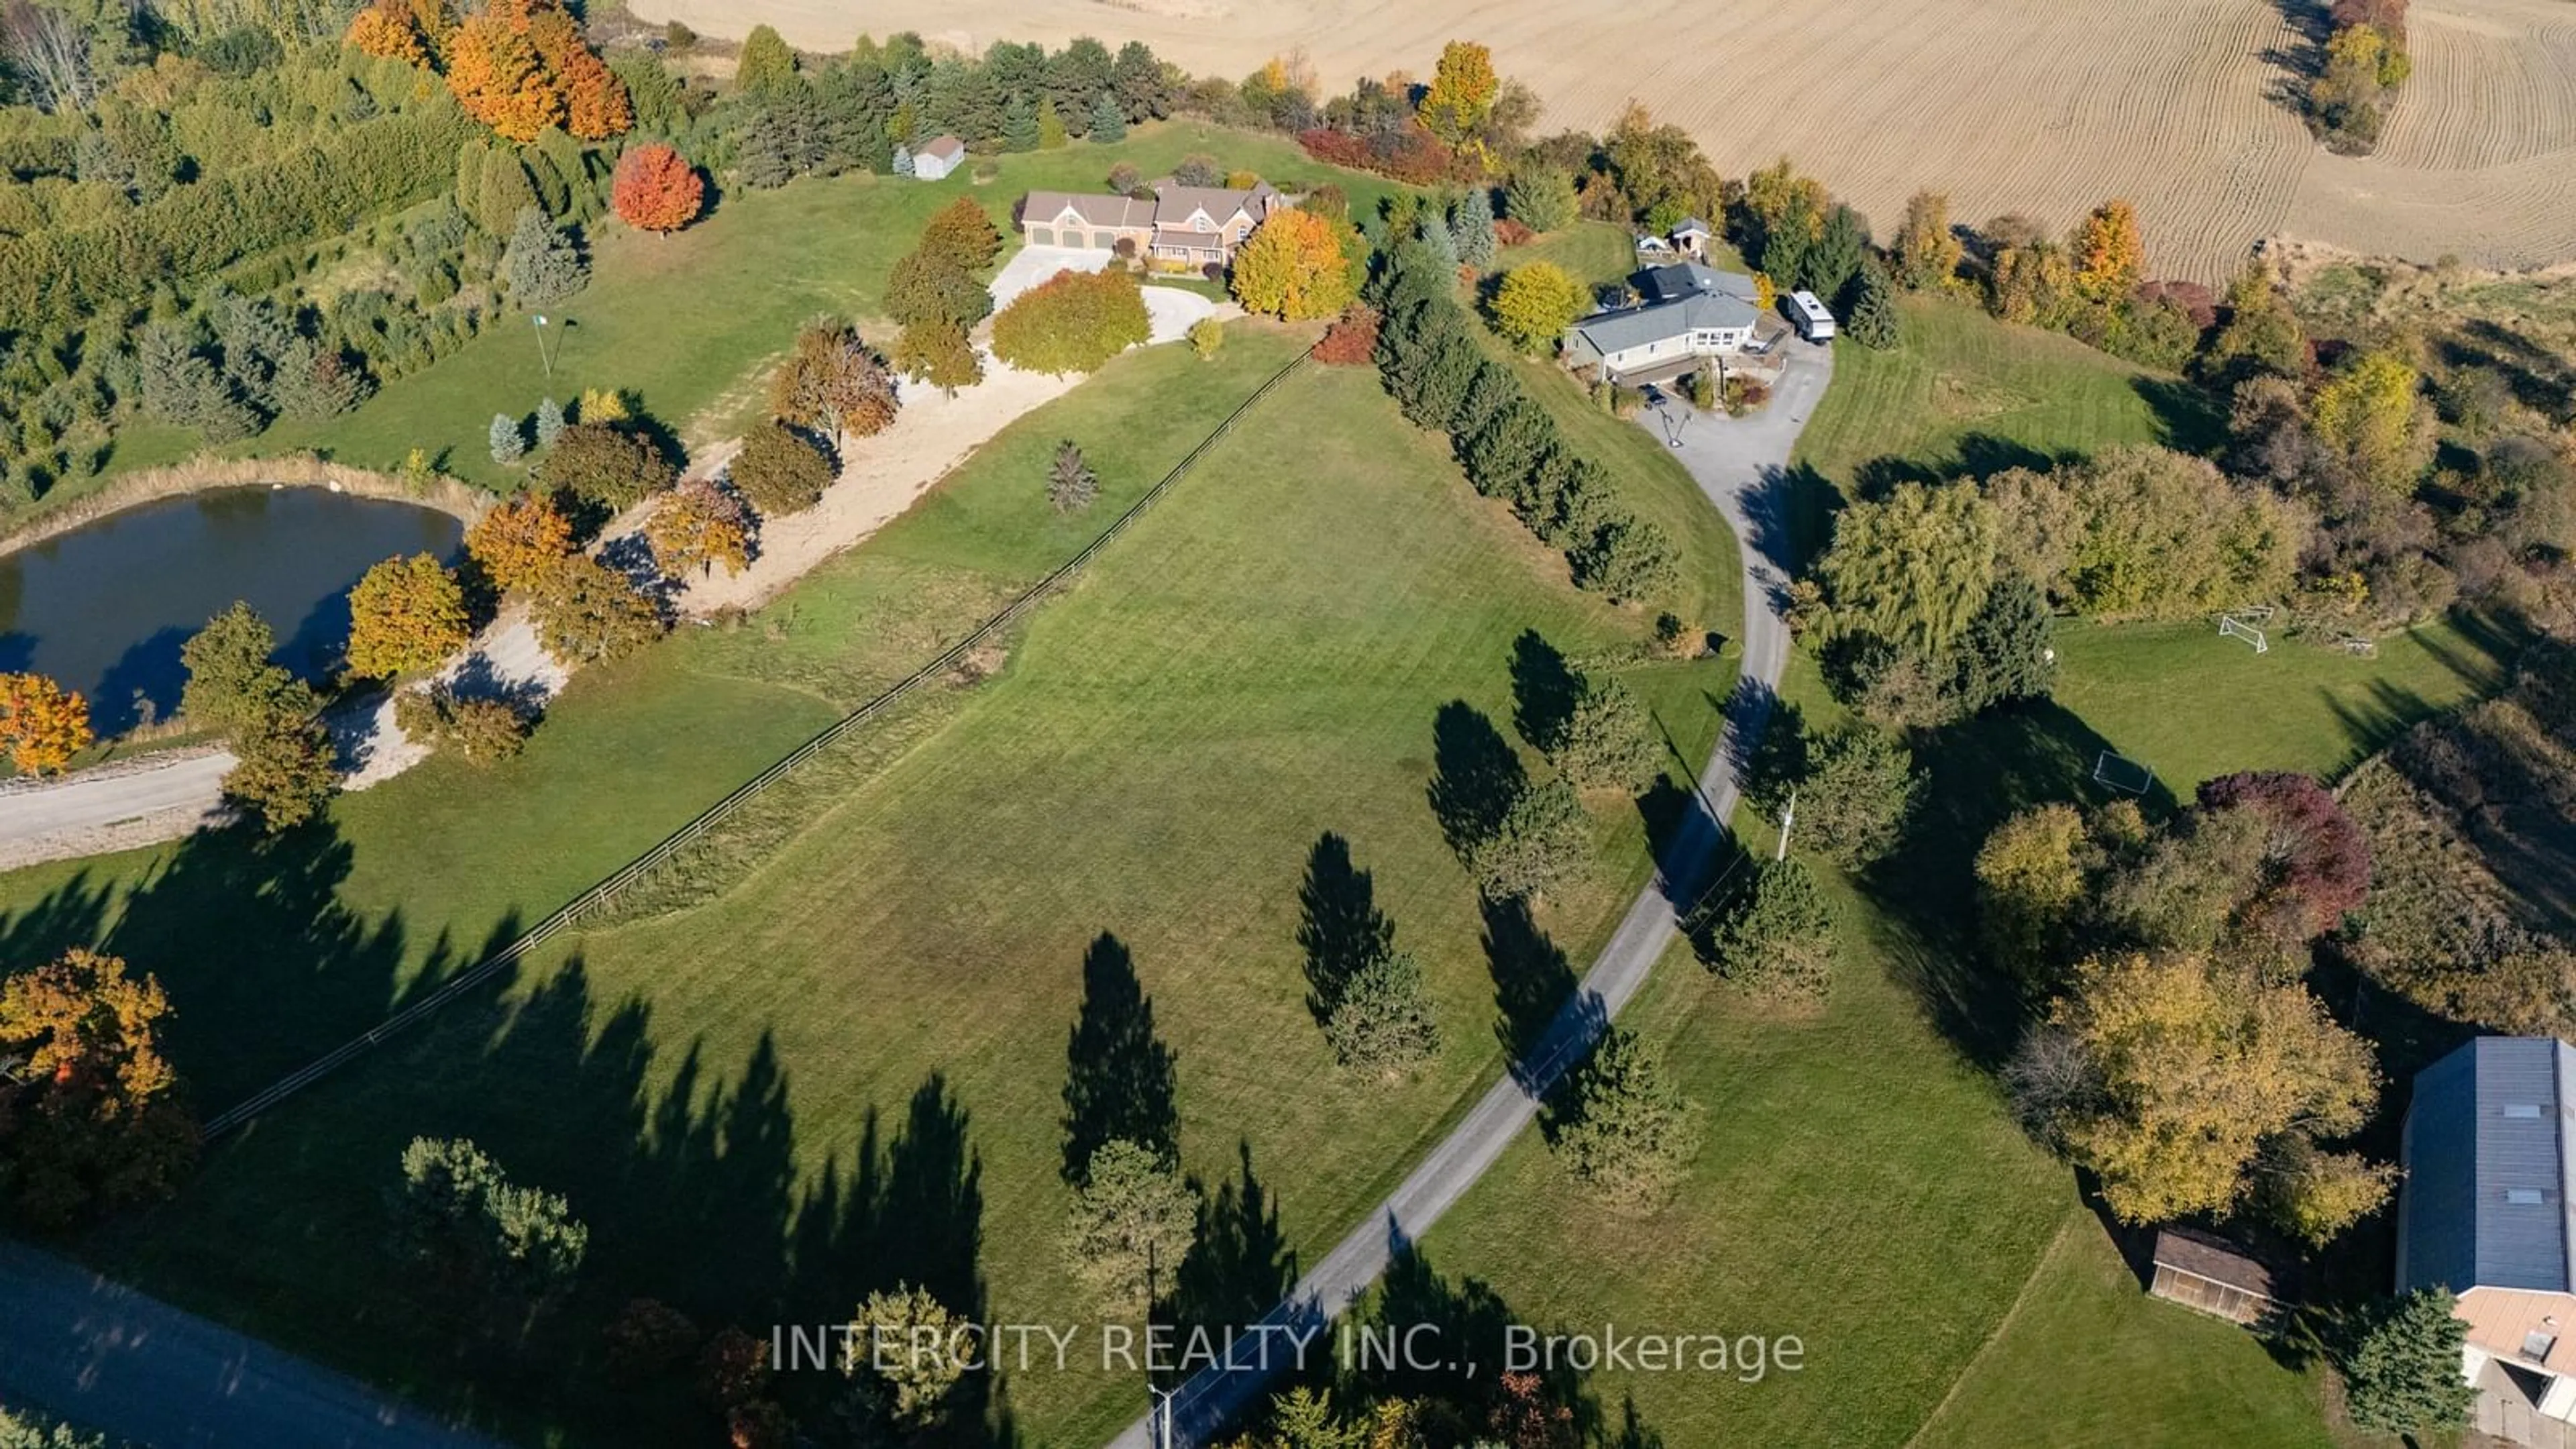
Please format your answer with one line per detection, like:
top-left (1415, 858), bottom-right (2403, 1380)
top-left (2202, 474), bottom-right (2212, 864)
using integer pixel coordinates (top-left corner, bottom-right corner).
top-left (1368, 240), bottom-right (1679, 604)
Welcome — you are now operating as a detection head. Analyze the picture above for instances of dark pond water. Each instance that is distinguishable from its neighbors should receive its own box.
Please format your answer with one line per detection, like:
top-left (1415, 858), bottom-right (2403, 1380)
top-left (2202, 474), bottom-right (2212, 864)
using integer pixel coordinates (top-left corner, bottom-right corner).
top-left (0, 487), bottom-right (464, 733)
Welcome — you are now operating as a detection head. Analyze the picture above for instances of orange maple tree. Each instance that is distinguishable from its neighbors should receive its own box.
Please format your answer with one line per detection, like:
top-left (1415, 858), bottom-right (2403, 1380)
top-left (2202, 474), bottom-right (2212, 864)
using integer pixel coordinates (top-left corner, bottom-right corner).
top-left (445, 13), bottom-right (559, 142)
top-left (345, 0), bottom-right (430, 64)
top-left (613, 144), bottom-right (705, 235)
top-left (465, 492), bottom-right (576, 593)
top-left (0, 673), bottom-right (93, 775)
top-left (427, 0), bottom-right (627, 144)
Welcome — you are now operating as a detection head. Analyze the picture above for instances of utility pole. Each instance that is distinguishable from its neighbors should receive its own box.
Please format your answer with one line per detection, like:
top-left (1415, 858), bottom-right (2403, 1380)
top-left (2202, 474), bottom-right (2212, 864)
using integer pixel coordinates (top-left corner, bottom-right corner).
top-left (1776, 786), bottom-right (1796, 861)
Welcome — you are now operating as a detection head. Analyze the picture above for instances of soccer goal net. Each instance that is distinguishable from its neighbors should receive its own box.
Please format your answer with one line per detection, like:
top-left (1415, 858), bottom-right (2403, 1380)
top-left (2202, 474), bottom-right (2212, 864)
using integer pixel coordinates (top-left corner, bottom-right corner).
top-left (2094, 751), bottom-right (2156, 796)
top-left (2219, 614), bottom-right (2269, 654)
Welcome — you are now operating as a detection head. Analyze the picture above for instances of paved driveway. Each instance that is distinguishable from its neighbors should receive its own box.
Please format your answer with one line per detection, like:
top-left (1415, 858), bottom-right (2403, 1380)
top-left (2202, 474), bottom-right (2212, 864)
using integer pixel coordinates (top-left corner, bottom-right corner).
top-left (1105, 342), bottom-right (1833, 1449)
top-left (985, 245), bottom-right (1222, 345)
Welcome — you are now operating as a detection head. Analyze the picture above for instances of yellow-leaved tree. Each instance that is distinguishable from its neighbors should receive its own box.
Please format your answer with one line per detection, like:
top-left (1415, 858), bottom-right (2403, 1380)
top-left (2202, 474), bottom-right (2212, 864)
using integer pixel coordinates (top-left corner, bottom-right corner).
top-left (1489, 260), bottom-right (1588, 353)
top-left (2312, 347), bottom-right (2435, 494)
top-left (1229, 210), bottom-right (1355, 321)
top-left (0, 673), bottom-right (92, 775)
top-left (345, 553), bottom-right (470, 680)
top-left (2071, 199), bottom-right (2144, 303)
top-left (2037, 949), bottom-right (2390, 1242)
top-left (1417, 40), bottom-right (1498, 148)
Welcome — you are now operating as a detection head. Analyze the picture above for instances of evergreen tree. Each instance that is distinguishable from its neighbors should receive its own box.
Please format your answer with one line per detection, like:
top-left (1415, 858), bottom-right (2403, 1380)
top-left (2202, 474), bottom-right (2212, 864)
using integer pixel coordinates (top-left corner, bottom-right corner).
top-left (1046, 441), bottom-right (1097, 513)
top-left (735, 24), bottom-right (798, 96)
top-left (1087, 93), bottom-right (1126, 144)
top-left (2341, 1289), bottom-right (2478, 1434)
top-left (1504, 166), bottom-right (1578, 234)
top-left (1467, 777), bottom-right (1589, 901)
top-left (534, 396), bottom-right (566, 448)
top-left (892, 142), bottom-right (913, 177)
top-left (1844, 258), bottom-right (1900, 350)
top-left (1036, 99), bottom-right (1068, 150)
top-left (1951, 574), bottom-right (2054, 711)
top-left (1550, 1025), bottom-right (1696, 1209)
top-left (1002, 97), bottom-right (1040, 153)
top-left (1111, 40), bottom-right (1167, 121)
top-left (490, 413), bottom-right (526, 465)
top-left (1323, 950), bottom-right (1441, 1074)
top-left (504, 206), bottom-right (589, 307)
top-left (1553, 677), bottom-right (1662, 792)
top-left (1448, 186), bottom-right (1496, 270)
top-left (1809, 203), bottom-right (1870, 305)
top-left (1696, 857), bottom-right (1836, 1002)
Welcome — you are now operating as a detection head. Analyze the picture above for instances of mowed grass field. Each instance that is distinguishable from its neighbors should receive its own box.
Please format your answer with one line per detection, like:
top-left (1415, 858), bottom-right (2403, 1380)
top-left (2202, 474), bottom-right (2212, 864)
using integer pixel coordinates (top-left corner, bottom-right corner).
top-left (1407, 299), bottom-right (2519, 1448)
top-left (229, 123), bottom-right (1405, 489)
top-left (7, 329), bottom-right (1740, 1444)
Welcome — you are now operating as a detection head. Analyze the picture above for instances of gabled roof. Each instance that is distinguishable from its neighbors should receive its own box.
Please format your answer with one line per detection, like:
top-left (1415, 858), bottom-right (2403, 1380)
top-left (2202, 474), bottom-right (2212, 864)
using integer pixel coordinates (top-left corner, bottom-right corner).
top-left (1638, 263), bottom-right (1759, 305)
top-left (2404, 1036), bottom-right (2576, 1295)
top-left (1672, 216), bottom-right (1713, 237)
top-left (1022, 191), bottom-right (1157, 230)
top-left (1572, 290), bottom-right (1759, 355)
top-left (1152, 181), bottom-right (1279, 229)
top-left (920, 135), bottom-right (967, 162)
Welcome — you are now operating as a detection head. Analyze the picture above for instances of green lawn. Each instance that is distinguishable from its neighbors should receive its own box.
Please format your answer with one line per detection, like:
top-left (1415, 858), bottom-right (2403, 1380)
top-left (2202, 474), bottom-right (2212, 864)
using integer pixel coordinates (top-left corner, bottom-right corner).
top-left (1407, 296), bottom-right (2506, 1449)
top-left (162, 123), bottom-right (1409, 491)
top-left (1789, 298), bottom-right (2220, 564)
top-left (1911, 1220), bottom-right (2333, 1449)
top-left (12, 328), bottom-right (1737, 1445)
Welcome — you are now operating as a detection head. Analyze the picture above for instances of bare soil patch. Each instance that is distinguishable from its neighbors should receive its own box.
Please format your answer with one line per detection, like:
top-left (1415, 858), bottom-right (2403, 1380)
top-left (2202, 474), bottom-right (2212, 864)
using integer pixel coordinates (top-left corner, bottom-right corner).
top-left (631, 0), bottom-right (2575, 281)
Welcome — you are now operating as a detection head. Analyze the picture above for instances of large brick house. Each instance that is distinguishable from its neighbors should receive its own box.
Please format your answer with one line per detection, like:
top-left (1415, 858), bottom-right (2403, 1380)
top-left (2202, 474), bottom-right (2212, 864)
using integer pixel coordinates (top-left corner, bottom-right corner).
top-left (1017, 180), bottom-right (1287, 267)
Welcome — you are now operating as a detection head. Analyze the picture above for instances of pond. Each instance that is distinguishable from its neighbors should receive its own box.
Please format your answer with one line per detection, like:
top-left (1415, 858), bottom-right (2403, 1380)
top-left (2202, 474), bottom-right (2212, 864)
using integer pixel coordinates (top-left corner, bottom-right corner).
top-left (0, 486), bottom-right (465, 734)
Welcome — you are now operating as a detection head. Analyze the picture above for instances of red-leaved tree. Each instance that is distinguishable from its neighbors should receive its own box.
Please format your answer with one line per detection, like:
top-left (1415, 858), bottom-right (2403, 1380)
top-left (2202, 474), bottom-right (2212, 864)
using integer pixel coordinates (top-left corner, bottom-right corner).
top-left (612, 144), bottom-right (705, 235)
top-left (2197, 770), bottom-right (2373, 940)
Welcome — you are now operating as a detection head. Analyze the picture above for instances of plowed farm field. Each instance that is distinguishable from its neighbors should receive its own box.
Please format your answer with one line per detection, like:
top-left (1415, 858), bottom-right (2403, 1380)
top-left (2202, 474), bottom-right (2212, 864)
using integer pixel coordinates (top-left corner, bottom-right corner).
top-left (634, 0), bottom-right (2576, 282)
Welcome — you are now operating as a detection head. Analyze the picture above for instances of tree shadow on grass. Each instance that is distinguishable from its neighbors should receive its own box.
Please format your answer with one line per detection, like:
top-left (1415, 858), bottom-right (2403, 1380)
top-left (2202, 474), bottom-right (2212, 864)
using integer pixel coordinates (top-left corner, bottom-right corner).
top-left (1295, 833), bottom-right (1393, 1024)
top-left (1060, 930), bottom-right (1179, 1183)
top-left (1338, 1233), bottom-right (1635, 1447)
top-left (1427, 700), bottom-right (1525, 862)
top-left (151, 951), bottom-right (1016, 1448)
top-left (2131, 376), bottom-right (2230, 455)
top-left (1508, 631), bottom-right (1581, 755)
top-left (1863, 698), bottom-right (2161, 1069)
top-left (1162, 1139), bottom-right (1297, 1351)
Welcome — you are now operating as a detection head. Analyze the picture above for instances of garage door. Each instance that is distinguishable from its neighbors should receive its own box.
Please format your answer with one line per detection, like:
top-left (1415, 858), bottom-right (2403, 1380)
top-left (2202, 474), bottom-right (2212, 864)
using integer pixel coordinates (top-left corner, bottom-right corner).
top-left (1030, 226), bottom-right (1054, 245)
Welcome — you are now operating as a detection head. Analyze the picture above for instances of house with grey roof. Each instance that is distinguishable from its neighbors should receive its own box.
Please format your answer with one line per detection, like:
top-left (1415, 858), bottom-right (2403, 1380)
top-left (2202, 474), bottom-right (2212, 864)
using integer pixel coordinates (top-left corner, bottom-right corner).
top-left (1017, 181), bottom-right (1286, 267)
top-left (2401, 1035), bottom-right (2576, 1428)
top-left (1560, 264), bottom-right (1765, 384)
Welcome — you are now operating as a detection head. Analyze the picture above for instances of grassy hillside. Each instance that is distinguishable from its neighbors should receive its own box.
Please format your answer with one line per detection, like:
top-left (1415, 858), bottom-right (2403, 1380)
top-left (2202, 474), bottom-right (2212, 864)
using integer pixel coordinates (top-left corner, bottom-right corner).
top-left (8, 329), bottom-right (1736, 1444)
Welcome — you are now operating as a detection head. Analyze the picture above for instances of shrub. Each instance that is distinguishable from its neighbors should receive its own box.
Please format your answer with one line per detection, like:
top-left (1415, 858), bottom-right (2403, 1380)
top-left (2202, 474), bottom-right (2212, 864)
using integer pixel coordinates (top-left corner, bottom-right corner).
top-left (1187, 317), bottom-right (1224, 361)
top-left (729, 423), bottom-right (835, 517)
top-left (1313, 304), bottom-right (1381, 366)
top-left (991, 269), bottom-right (1149, 376)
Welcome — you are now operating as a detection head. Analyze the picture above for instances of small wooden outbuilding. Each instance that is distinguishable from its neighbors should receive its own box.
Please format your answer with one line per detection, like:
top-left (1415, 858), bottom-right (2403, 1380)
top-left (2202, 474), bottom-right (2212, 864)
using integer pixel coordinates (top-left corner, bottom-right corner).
top-left (2148, 1228), bottom-right (2275, 1325)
